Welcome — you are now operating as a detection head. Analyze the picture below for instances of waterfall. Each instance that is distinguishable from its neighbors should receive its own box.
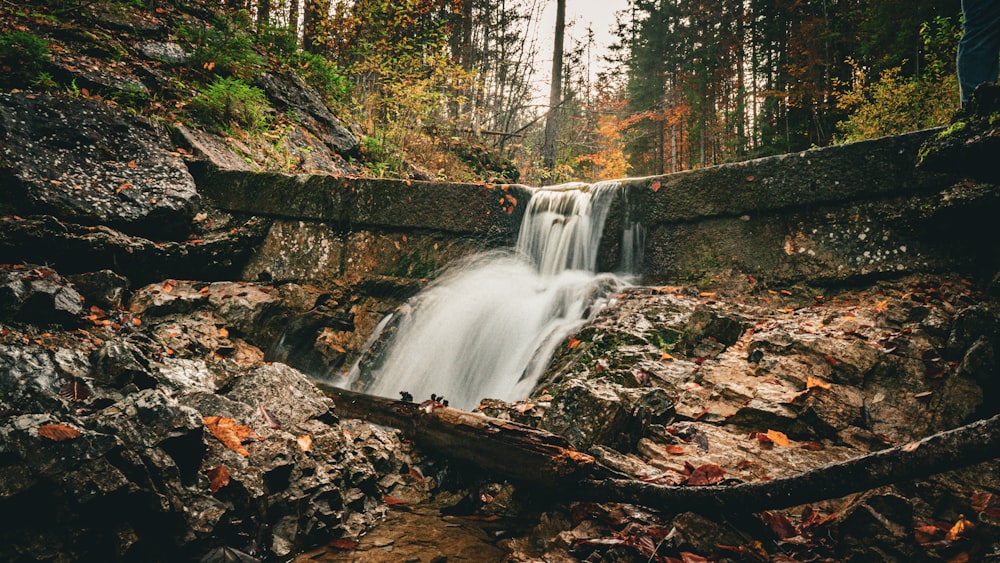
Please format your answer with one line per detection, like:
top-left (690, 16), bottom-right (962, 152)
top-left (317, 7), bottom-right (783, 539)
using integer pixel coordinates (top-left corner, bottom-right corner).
top-left (344, 181), bottom-right (640, 410)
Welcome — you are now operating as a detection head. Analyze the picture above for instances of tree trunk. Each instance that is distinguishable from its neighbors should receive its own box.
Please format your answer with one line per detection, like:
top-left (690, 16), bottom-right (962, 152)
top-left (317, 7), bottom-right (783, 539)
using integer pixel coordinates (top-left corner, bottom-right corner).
top-left (541, 0), bottom-right (566, 177)
top-left (321, 383), bottom-right (1000, 515)
top-left (303, 0), bottom-right (331, 54)
top-left (257, 0), bottom-right (271, 35)
top-left (319, 384), bottom-right (597, 487)
top-left (578, 412), bottom-right (1000, 513)
top-left (289, 0), bottom-right (300, 41)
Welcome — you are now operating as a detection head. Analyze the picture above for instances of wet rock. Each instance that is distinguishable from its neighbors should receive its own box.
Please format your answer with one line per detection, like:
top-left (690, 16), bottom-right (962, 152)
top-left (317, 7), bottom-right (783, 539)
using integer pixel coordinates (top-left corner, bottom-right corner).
top-left (0, 93), bottom-right (199, 239)
top-left (0, 264), bottom-right (84, 326)
top-left (947, 305), bottom-right (999, 356)
top-left (0, 214), bottom-right (270, 286)
top-left (540, 379), bottom-right (654, 452)
top-left (254, 72), bottom-right (361, 160)
top-left (67, 270), bottom-right (130, 310)
top-left (668, 511), bottom-right (749, 555)
top-left (834, 492), bottom-right (917, 561)
top-left (918, 84), bottom-right (1000, 183)
top-left (0, 264), bottom-right (411, 561)
top-left (680, 304), bottom-right (750, 352)
top-left (138, 41), bottom-right (188, 63)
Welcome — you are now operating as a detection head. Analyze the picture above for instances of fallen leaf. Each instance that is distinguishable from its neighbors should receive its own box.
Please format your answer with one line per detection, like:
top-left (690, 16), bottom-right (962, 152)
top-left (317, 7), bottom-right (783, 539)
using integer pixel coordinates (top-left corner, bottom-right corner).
top-left (822, 354), bottom-right (838, 367)
top-left (902, 441), bottom-right (921, 452)
top-left (327, 539), bottom-right (357, 550)
top-left (766, 429), bottom-right (791, 447)
top-left (760, 510), bottom-right (799, 539)
top-left (661, 351), bottom-right (676, 361)
top-left (207, 464), bottom-right (230, 493)
top-left (664, 444), bottom-right (685, 455)
top-left (297, 434), bottom-right (313, 452)
top-left (651, 179), bottom-right (661, 193)
top-left (874, 299), bottom-right (890, 313)
top-left (514, 402), bottom-right (534, 414)
top-left (218, 327), bottom-right (229, 338)
top-left (914, 524), bottom-right (944, 545)
top-left (946, 514), bottom-right (973, 541)
top-left (38, 423), bottom-right (81, 441)
top-left (59, 379), bottom-right (92, 401)
top-left (686, 463), bottom-right (725, 486)
top-left (127, 160), bottom-right (137, 169)
top-left (203, 416), bottom-right (261, 457)
top-left (383, 496), bottom-right (407, 505)
top-left (567, 337), bottom-right (582, 349)
top-left (806, 376), bottom-right (832, 390)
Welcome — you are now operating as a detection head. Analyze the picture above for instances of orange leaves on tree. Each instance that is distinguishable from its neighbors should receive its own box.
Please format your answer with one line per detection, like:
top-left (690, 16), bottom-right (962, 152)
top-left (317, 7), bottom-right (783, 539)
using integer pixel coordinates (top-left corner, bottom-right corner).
top-left (207, 464), bottom-right (230, 494)
top-left (38, 423), bottom-right (81, 441)
top-left (203, 416), bottom-right (261, 457)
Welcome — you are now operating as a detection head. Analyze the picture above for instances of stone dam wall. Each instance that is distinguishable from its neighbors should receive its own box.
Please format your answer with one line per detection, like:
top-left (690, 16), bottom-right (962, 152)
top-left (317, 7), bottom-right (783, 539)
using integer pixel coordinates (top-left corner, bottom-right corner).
top-left (194, 128), bottom-right (999, 288)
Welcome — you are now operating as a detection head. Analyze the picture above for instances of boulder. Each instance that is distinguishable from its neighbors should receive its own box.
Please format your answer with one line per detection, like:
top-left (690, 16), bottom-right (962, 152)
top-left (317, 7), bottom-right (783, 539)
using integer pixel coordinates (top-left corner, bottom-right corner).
top-left (0, 93), bottom-right (199, 239)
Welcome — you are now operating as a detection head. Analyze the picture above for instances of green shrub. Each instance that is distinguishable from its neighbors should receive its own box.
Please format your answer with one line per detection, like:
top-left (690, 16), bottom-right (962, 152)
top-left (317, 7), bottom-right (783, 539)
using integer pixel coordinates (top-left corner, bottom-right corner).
top-left (0, 31), bottom-right (50, 87)
top-left (189, 77), bottom-right (271, 133)
top-left (256, 26), bottom-right (352, 105)
top-left (178, 14), bottom-right (262, 79)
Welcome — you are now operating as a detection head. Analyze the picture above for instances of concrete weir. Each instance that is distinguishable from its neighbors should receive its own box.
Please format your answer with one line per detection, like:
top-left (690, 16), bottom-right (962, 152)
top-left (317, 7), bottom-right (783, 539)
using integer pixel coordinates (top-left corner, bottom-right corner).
top-left (195, 128), bottom-right (1000, 287)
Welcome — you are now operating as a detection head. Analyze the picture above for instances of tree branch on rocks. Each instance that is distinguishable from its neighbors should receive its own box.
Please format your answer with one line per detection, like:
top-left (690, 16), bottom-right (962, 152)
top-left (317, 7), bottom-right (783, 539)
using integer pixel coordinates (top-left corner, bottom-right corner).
top-left (321, 384), bottom-right (1000, 513)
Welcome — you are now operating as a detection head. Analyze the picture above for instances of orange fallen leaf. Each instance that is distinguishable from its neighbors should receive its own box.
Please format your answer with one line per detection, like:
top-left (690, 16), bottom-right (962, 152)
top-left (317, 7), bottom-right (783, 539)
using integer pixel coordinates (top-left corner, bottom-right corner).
top-left (38, 423), bottom-right (81, 441)
top-left (203, 416), bottom-right (261, 457)
top-left (806, 376), bottom-right (832, 390)
top-left (874, 299), bottom-right (890, 313)
top-left (946, 515), bottom-right (973, 541)
top-left (664, 444), bottom-right (685, 455)
top-left (218, 327), bottom-right (229, 338)
top-left (651, 179), bottom-right (661, 193)
top-left (567, 337), bottom-right (582, 349)
top-left (127, 160), bottom-right (137, 169)
top-left (297, 434), bottom-right (313, 452)
top-left (766, 429), bottom-right (790, 447)
top-left (661, 351), bottom-right (676, 361)
top-left (207, 464), bottom-right (230, 493)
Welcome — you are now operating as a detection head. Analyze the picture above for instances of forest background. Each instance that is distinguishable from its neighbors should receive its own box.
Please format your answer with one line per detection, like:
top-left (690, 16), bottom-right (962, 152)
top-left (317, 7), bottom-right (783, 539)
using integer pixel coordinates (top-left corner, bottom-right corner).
top-left (1, 0), bottom-right (965, 185)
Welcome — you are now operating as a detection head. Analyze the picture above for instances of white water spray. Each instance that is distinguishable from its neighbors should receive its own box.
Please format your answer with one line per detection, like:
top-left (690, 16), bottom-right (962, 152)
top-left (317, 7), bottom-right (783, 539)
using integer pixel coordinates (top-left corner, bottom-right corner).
top-left (345, 181), bottom-right (639, 410)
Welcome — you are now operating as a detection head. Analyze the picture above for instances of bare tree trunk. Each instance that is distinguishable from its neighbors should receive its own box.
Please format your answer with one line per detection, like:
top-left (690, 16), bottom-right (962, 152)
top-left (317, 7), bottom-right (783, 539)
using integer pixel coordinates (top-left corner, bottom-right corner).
top-left (541, 0), bottom-right (566, 177)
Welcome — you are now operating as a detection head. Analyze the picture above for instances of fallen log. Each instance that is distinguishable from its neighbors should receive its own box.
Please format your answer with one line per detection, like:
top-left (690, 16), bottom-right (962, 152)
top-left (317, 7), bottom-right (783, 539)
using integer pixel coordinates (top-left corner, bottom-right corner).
top-left (318, 384), bottom-right (598, 486)
top-left (580, 412), bottom-right (1000, 512)
top-left (321, 384), bottom-right (1000, 513)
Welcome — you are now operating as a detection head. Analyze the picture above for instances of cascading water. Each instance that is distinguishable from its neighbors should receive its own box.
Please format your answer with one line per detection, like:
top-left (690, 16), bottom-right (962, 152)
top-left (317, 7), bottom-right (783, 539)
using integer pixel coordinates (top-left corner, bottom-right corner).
top-left (343, 181), bottom-right (641, 410)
